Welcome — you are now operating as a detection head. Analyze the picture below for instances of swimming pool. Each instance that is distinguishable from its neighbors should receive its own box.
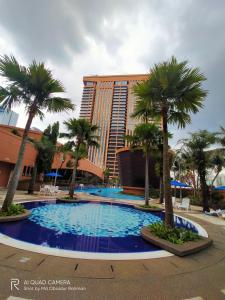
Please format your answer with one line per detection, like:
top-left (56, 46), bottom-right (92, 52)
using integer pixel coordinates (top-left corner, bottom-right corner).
top-left (0, 200), bottom-right (205, 260)
top-left (75, 187), bottom-right (144, 200)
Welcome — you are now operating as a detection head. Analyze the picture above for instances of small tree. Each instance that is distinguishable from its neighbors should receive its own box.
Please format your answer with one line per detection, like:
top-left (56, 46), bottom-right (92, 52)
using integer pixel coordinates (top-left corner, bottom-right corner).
top-left (0, 55), bottom-right (74, 211)
top-left (28, 135), bottom-right (56, 194)
top-left (180, 130), bottom-right (216, 212)
top-left (133, 56), bottom-right (207, 227)
top-left (126, 123), bottom-right (162, 206)
top-left (210, 151), bottom-right (225, 187)
top-left (28, 121), bottom-right (60, 194)
top-left (60, 118), bottom-right (99, 198)
top-left (103, 168), bottom-right (110, 185)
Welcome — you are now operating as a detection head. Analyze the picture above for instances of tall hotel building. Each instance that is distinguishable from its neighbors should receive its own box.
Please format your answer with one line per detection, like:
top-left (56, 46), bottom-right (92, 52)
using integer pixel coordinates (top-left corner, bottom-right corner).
top-left (79, 74), bottom-right (149, 177)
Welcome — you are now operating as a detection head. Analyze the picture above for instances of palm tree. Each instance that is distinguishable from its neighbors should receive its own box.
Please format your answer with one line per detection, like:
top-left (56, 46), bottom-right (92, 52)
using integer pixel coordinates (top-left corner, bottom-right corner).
top-left (210, 151), bottom-right (225, 187)
top-left (126, 123), bottom-right (162, 206)
top-left (180, 130), bottom-right (216, 212)
top-left (103, 168), bottom-right (110, 185)
top-left (61, 118), bottom-right (99, 198)
top-left (216, 126), bottom-right (225, 147)
top-left (28, 121), bottom-right (61, 194)
top-left (43, 121), bottom-right (60, 168)
top-left (133, 56), bottom-right (207, 227)
top-left (0, 55), bottom-right (74, 211)
top-left (28, 135), bottom-right (56, 194)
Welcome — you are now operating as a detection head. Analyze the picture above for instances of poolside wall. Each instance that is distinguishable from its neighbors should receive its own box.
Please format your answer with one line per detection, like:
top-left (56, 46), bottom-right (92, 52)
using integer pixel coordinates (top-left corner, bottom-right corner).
top-left (116, 148), bottom-right (159, 195)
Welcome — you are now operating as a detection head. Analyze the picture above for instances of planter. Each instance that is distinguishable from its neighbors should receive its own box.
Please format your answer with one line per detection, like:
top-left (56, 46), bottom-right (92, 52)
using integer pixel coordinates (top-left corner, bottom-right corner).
top-left (134, 205), bottom-right (163, 212)
top-left (141, 227), bottom-right (213, 256)
top-left (0, 209), bottom-right (31, 223)
top-left (57, 198), bottom-right (78, 203)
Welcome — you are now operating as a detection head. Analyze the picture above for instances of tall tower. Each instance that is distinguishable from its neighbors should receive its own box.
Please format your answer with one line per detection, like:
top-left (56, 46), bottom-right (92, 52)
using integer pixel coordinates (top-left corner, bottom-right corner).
top-left (0, 108), bottom-right (19, 126)
top-left (79, 74), bottom-right (149, 177)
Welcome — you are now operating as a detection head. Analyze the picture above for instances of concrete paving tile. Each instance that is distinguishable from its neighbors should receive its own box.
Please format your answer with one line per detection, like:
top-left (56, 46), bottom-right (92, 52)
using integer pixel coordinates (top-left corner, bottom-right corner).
top-left (210, 241), bottom-right (225, 252)
top-left (6, 297), bottom-right (33, 300)
top-left (183, 297), bottom-right (204, 300)
top-left (189, 246), bottom-right (225, 264)
top-left (143, 257), bottom-right (181, 276)
top-left (166, 255), bottom-right (204, 273)
top-left (111, 261), bottom-right (148, 279)
top-left (74, 261), bottom-right (114, 279)
top-left (0, 244), bottom-right (21, 260)
top-left (35, 256), bottom-right (80, 277)
top-left (0, 252), bottom-right (47, 271)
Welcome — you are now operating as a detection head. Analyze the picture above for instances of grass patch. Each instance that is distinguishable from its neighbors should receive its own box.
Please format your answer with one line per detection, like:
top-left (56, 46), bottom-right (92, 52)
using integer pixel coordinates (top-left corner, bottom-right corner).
top-left (0, 204), bottom-right (25, 217)
top-left (139, 204), bottom-right (159, 209)
top-left (63, 196), bottom-right (77, 200)
top-left (149, 222), bottom-right (200, 245)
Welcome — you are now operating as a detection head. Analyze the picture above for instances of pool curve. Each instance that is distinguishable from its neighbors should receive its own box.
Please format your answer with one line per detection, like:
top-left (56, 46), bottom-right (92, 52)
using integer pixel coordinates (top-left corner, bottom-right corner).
top-left (0, 200), bottom-right (208, 260)
top-left (75, 187), bottom-right (144, 200)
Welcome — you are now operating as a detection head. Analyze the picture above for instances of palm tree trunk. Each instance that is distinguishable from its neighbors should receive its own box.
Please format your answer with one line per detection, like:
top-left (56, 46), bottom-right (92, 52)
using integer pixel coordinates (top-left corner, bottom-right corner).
top-left (69, 158), bottom-right (78, 198)
top-left (209, 170), bottom-right (220, 203)
top-left (2, 112), bottom-right (35, 211)
top-left (162, 108), bottom-right (174, 228)
top-left (199, 169), bottom-right (209, 212)
top-left (145, 151), bottom-right (149, 206)
top-left (211, 170), bottom-right (220, 187)
top-left (28, 163), bottom-right (38, 194)
top-left (159, 176), bottom-right (164, 203)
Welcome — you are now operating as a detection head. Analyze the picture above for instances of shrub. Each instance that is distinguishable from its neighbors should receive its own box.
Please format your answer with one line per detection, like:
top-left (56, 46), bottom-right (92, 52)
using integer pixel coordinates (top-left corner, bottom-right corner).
top-left (149, 222), bottom-right (200, 245)
top-left (139, 204), bottom-right (158, 209)
top-left (190, 194), bottom-right (202, 206)
top-left (149, 187), bottom-right (160, 198)
top-left (0, 204), bottom-right (25, 216)
top-left (63, 196), bottom-right (76, 200)
top-left (210, 191), bottom-right (225, 209)
top-left (11, 128), bottom-right (21, 137)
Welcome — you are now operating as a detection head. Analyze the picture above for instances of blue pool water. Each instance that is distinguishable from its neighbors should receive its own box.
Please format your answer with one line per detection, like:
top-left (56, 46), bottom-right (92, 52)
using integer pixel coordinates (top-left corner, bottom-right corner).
top-left (30, 202), bottom-right (161, 237)
top-left (0, 201), bottom-right (198, 254)
top-left (75, 187), bottom-right (144, 200)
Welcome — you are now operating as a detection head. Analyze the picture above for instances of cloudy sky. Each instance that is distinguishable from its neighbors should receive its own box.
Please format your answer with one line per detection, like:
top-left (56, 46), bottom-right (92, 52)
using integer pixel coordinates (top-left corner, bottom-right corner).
top-left (0, 0), bottom-right (224, 147)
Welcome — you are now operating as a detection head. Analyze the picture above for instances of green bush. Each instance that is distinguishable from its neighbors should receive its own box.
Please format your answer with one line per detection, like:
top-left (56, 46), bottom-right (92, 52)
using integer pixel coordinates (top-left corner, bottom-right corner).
top-left (190, 194), bottom-right (202, 206)
top-left (149, 222), bottom-right (200, 245)
top-left (210, 191), bottom-right (225, 209)
top-left (139, 204), bottom-right (158, 209)
top-left (63, 196), bottom-right (76, 200)
top-left (149, 187), bottom-right (160, 198)
top-left (0, 204), bottom-right (25, 217)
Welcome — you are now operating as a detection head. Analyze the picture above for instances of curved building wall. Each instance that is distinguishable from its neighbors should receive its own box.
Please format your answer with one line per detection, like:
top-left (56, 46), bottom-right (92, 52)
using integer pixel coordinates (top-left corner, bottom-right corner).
top-left (117, 148), bottom-right (159, 195)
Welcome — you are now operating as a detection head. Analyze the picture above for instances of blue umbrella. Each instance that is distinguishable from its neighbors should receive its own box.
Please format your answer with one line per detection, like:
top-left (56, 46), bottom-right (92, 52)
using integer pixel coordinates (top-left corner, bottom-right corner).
top-left (171, 180), bottom-right (189, 200)
top-left (213, 186), bottom-right (225, 190)
top-left (45, 172), bottom-right (63, 177)
top-left (170, 180), bottom-right (189, 187)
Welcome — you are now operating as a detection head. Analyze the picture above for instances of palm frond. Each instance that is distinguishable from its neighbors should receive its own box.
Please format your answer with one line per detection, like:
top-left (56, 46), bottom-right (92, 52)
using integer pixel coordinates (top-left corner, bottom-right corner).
top-left (43, 97), bottom-right (74, 113)
top-left (0, 85), bottom-right (23, 109)
top-left (0, 55), bottom-right (28, 87)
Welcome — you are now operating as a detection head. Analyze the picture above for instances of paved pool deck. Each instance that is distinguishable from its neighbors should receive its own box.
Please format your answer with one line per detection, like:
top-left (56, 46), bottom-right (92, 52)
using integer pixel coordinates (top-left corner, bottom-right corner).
top-left (0, 191), bottom-right (225, 300)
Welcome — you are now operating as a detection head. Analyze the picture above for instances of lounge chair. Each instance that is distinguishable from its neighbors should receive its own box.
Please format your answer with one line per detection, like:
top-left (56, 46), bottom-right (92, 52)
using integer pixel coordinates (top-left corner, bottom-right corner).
top-left (40, 185), bottom-right (50, 195)
top-left (204, 210), bottom-right (218, 216)
top-left (204, 209), bottom-right (225, 217)
top-left (172, 197), bottom-right (176, 208)
top-left (177, 197), bottom-right (190, 211)
top-left (215, 209), bottom-right (225, 216)
top-left (162, 197), bottom-right (177, 208)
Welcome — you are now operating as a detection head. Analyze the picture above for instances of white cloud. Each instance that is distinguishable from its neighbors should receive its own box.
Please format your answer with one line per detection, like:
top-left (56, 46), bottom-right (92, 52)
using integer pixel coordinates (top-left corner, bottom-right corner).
top-left (0, 0), bottom-right (225, 145)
